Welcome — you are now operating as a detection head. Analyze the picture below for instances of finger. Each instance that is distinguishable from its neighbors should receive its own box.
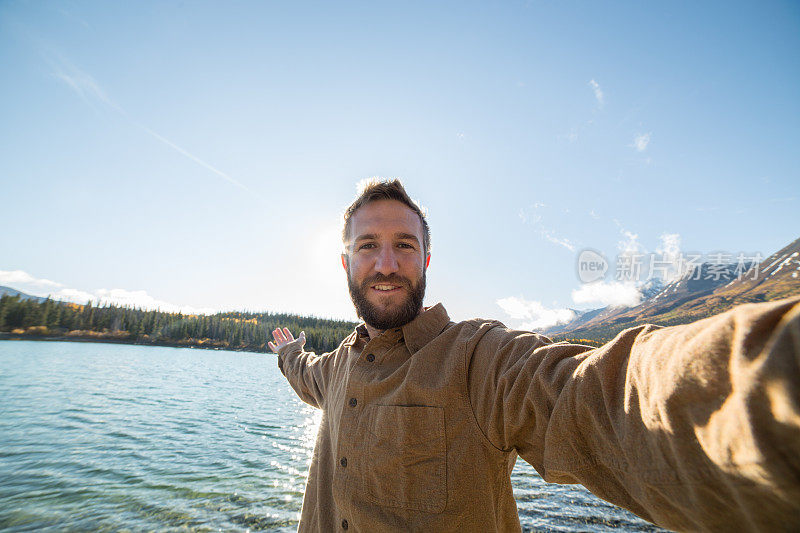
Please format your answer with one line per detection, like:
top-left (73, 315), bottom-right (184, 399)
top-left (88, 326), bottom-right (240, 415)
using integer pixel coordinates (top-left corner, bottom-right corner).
top-left (299, 331), bottom-right (306, 343)
top-left (267, 341), bottom-right (276, 352)
top-left (283, 327), bottom-right (294, 342)
top-left (273, 328), bottom-right (285, 343)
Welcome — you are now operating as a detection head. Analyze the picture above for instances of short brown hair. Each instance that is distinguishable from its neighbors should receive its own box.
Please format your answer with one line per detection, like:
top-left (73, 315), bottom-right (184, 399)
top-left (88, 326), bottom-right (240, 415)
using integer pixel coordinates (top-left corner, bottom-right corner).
top-left (342, 179), bottom-right (430, 255)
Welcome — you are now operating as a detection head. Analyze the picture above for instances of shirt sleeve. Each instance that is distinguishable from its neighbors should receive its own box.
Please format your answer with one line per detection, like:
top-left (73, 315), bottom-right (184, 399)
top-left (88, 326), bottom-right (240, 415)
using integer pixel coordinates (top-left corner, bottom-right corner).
top-left (467, 296), bottom-right (800, 531)
top-left (277, 339), bottom-right (338, 409)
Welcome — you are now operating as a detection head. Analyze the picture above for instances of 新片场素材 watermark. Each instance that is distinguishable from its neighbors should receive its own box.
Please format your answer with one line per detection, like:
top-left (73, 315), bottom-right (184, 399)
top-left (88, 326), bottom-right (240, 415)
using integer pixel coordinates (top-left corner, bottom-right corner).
top-left (576, 250), bottom-right (763, 284)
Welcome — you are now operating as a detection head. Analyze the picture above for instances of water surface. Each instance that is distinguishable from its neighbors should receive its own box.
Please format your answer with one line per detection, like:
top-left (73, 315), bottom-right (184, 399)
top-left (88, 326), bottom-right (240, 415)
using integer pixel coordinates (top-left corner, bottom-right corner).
top-left (0, 341), bottom-right (664, 531)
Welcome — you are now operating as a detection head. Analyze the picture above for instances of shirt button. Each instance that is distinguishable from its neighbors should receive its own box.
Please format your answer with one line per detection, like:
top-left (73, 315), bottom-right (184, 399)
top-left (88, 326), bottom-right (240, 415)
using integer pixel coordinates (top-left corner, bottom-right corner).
top-left (340, 457), bottom-right (347, 467)
top-left (366, 353), bottom-right (375, 362)
top-left (348, 397), bottom-right (357, 407)
top-left (341, 519), bottom-right (349, 530)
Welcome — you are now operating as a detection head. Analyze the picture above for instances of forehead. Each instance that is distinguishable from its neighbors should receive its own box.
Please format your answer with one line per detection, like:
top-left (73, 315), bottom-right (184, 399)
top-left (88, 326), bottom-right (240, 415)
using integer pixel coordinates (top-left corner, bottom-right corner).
top-left (348, 199), bottom-right (423, 240)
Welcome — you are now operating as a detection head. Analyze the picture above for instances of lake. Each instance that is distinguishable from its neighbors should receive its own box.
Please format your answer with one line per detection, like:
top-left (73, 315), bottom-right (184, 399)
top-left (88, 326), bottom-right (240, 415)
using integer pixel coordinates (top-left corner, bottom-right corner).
top-left (0, 340), bottom-right (665, 532)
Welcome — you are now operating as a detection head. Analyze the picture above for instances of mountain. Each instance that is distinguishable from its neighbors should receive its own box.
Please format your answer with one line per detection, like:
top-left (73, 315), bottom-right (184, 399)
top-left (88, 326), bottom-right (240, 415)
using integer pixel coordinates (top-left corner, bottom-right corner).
top-left (638, 277), bottom-right (665, 300)
top-left (542, 306), bottom-right (608, 336)
top-left (543, 237), bottom-right (800, 342)
top-left (0, 286), bottom-right (48, 303)
top-left (705, 237), bottom-right (800, 304)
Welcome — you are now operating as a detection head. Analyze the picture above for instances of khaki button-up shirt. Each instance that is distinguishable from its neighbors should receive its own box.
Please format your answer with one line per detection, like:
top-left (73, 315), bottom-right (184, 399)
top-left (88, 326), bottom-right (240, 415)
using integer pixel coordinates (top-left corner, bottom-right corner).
top-left (277, 298), bottom-right (800, 532)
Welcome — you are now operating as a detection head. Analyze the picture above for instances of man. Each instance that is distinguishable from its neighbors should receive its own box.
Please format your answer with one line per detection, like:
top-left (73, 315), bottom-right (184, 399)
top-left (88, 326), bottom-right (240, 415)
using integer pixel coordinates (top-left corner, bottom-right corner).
top-left (268, 179), bottom-right (800, 532)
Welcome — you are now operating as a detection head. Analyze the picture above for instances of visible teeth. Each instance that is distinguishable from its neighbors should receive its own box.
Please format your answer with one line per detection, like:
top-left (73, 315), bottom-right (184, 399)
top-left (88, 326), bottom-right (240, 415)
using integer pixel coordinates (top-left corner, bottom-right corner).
top-left (374, 285), bottom-right (398, 291)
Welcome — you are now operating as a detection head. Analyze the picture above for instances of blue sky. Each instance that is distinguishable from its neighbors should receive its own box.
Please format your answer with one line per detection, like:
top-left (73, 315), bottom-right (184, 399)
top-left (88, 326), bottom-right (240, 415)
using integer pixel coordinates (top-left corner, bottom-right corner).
top-left (1, 1), bottom-right (798, 329)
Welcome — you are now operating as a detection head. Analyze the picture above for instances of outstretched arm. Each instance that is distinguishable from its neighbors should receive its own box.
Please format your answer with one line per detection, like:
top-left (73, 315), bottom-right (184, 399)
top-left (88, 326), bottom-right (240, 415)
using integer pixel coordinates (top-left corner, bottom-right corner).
top-left (268, 327), bottom-right (334, 409)
top-left (469, 297), bottom-right (800, 531)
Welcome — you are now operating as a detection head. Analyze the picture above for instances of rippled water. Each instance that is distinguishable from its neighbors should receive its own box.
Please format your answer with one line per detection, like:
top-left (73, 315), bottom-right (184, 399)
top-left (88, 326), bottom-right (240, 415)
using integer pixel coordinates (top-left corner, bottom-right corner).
top-left (0, 341), bottom-right (665, 532)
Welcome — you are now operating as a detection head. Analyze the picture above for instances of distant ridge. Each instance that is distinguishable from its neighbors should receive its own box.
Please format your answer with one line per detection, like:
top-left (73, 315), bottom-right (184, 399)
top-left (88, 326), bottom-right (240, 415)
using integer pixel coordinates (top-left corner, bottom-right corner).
top-left (544, 236), bottom-right (800, 343)
top-left (0, 286), bottom-right (47, 303)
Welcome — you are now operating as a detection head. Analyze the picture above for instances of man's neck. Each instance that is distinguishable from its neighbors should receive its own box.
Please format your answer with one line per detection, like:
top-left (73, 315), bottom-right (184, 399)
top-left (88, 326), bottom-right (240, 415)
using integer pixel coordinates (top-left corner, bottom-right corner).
top-left (364, 323), bottom-right (383, 340)
top-left (362, 305), bottom-right (426, 340)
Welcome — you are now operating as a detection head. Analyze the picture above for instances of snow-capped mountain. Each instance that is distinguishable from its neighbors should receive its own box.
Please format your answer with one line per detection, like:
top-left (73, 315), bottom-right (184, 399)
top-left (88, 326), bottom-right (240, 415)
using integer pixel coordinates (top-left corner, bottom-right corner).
top-left (541, 237), bottom-right (800, 341)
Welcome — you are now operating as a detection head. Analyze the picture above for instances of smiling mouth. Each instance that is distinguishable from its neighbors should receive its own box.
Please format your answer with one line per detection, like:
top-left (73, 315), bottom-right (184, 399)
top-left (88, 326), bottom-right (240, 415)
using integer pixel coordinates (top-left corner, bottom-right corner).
top-left (372, 284), bottom-right (402, 292)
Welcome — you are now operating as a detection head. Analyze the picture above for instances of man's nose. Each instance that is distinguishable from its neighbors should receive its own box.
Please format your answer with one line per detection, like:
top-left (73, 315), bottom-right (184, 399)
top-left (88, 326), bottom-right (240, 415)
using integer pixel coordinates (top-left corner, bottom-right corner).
top-left (374, 246), bottom-right (399, 274)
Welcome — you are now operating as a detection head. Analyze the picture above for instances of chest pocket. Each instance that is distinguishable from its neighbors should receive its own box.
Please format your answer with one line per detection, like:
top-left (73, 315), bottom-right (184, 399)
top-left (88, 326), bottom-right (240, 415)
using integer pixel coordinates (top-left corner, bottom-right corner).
top-left (360, 404), bottom-right (447, 513)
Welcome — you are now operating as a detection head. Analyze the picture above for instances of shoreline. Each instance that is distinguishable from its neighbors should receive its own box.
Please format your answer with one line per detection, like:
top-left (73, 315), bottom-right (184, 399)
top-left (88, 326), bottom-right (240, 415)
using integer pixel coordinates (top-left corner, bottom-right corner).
top-left (0, 332), bottom-right (268, 354)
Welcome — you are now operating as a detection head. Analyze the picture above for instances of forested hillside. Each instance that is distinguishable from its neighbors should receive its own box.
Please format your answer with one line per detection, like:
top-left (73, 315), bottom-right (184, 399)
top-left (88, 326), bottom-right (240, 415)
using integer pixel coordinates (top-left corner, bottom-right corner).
top-left (0, 295), bottom-right (356, 354)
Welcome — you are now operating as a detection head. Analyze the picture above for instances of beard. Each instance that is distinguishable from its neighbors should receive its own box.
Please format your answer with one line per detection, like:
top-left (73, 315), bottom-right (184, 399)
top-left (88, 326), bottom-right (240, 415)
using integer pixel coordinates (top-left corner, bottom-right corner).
top-left (347, 270), bottom-right (426, 331)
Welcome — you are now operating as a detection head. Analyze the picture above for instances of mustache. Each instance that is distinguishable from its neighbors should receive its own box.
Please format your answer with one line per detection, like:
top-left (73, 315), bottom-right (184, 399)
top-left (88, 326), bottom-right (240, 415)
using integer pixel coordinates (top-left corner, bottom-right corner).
top-left (361, 274), bottom-right (412, 289)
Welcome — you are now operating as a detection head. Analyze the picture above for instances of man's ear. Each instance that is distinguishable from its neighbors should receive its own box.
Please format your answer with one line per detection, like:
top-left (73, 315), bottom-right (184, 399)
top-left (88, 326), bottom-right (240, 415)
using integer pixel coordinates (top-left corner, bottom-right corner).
top-left (341, 253), bottom-right (349, 272)
top-left (425, 254), bottom-right (431, 269)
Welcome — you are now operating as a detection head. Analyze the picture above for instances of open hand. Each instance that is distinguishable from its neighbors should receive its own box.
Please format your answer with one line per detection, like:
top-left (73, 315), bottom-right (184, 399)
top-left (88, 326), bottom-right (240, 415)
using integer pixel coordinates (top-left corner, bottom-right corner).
top-left (268, 327), bottom-right (306, 353)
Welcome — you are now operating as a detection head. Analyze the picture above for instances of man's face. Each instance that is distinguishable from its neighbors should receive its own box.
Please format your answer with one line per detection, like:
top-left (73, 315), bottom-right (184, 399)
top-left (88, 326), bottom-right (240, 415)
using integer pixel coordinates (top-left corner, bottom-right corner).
top-left (342, 199), bottom-right (430, 331)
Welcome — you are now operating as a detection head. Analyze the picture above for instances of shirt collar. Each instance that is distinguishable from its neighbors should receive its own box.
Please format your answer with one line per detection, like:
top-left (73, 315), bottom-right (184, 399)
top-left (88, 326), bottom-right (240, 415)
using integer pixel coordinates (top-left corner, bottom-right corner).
top-left (344, 324), bottom-right (370, 349)
top-left (402, 303), bottom-right (451, 354)
top-left (345, 303), bottom-right (451, 353)
top-left (355, 324), bottom-right (369, 342)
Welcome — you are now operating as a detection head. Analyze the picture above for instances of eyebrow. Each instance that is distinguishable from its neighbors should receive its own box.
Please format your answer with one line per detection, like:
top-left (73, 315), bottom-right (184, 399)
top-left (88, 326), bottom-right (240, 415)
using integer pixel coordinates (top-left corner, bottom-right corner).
top-left (353, 233), bottom-right (420, 245)
top-left (354, 233), bottom-right (378, 242)
top-left (395, 233), bottom-right (421, 245)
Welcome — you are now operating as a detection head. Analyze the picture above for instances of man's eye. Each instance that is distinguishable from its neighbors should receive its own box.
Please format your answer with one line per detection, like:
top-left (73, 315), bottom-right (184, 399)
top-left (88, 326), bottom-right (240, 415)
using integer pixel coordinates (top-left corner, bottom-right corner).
top-left (397, 243), bottom-right (414, 249)
top-left (358, 243), bottom-right (376, 250)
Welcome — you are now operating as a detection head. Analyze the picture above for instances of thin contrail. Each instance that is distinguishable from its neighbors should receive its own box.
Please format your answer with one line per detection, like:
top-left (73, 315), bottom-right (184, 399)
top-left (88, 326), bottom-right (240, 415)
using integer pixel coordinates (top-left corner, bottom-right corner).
top-left (139, 125), bottom-right (251, 192)
top-left (49, 53), bottom-right (254, 195)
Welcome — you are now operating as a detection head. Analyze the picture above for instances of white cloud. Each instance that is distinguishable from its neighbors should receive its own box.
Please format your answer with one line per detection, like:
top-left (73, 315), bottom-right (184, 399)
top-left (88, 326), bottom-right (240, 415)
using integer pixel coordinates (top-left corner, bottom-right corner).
top-left (632, 132), bottom-right (651, 152)
top-left (612, 220), bottom-right (645, 255)
top-left (0, 269), bottom-right (213, 315)
top-left (653, 232), bottom-right (683, 282)
top-left (93, 288), bottom-right (214, 315)
top-left (0, 270), bottom-right (62, 288)
top-left (571, 281), bottom-right (642, 307)
top-left (589, 79), bottom-right (604, 106)
top-left (51, 288), bottom-right (95, 304)
top-left (496, 296), bottom-right (576, 330)
top-left (619, 230), bottom-right (640, 253)
top-left (541, 230), bottom-right (576, 252)
top-left (656, 232), bottom-right (681, 257)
